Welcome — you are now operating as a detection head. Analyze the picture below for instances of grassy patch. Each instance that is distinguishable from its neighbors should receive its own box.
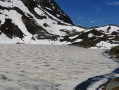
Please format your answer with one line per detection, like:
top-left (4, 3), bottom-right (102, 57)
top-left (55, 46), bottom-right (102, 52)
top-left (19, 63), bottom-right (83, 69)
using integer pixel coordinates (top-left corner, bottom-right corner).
top-left (61, 29), bottom-right (108, 48)
top-left (102, 78), bottom-right (119, 90)
top-left (107, 46), bottom-right (119, 59)
top-left (61, 28), bottom-right (119, 48)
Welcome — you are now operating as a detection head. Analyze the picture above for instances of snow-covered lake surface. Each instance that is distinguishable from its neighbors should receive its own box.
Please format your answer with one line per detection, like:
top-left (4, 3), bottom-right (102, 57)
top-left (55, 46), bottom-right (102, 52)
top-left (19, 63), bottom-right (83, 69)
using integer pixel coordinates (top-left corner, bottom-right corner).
top-left (0, 45), bottom-right (118, 90)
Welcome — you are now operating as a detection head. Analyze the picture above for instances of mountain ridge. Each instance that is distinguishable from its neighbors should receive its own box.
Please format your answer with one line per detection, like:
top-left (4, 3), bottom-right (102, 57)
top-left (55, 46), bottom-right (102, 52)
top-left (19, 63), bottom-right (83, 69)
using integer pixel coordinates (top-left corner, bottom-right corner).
top-left (0, 0), bottom-right (119, 49)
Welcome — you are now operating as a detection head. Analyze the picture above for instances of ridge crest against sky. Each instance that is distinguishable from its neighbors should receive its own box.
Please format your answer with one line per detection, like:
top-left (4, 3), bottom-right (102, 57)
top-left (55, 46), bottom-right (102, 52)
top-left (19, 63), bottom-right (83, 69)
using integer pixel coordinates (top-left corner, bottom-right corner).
top-left (55, 0), bottom-right (119, 27)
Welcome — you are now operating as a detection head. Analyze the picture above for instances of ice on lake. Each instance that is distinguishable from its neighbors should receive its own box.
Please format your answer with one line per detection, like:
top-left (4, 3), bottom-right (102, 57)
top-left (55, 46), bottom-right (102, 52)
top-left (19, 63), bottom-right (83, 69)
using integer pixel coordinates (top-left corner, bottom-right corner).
top-left (0, 45), bottom-right (118, 90)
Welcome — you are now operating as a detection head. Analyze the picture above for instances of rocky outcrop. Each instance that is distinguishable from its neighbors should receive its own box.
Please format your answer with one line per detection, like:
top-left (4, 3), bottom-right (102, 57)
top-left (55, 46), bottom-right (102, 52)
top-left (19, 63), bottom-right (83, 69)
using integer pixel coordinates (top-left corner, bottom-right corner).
top-left (0, 19), bottom-right (24, 39)
top-left (21, 0), bottom-right (73, 24)
top-left (61, 25), bottom-right (119, 48)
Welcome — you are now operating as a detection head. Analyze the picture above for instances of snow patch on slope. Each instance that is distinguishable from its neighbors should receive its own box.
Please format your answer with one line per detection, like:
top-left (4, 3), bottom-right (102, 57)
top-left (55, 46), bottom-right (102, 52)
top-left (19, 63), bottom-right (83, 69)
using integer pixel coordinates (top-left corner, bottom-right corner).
top-left (96, 41), bottom-right (118, 49)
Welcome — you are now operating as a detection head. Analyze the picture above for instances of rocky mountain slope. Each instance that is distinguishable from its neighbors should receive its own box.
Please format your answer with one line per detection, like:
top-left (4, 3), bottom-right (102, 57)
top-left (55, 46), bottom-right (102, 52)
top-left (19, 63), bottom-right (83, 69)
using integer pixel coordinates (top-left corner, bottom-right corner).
top-left (0, 0), bottom-right (119, 48)
top-left (0, 0), bottom-right (84, 44)
top-left (61, 24), bottom-right (119, 49)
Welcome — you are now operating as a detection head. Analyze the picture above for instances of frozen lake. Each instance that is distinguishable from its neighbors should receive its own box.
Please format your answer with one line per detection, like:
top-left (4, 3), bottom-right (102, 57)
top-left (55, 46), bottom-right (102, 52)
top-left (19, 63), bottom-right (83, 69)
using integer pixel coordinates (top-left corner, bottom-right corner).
top-left (0, 45), bottom-right (118, 90)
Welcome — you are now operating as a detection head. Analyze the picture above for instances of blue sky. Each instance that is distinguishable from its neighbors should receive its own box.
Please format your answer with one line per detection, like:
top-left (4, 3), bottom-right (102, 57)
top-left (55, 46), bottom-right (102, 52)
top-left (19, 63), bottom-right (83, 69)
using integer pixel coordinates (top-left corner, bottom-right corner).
top-left (55, 0), bottom-right (119, 27)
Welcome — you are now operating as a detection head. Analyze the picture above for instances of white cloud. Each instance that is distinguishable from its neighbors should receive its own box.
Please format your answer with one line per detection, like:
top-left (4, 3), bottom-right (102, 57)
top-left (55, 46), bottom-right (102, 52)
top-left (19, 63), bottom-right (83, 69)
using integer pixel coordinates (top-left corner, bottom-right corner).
top-left (96, 8), bottom-right (102, 11)
top-left (106, 1), bottom-right (119, 6)
top-left (90, 20), bottom-right (96, 24)
top-left (77, 16), bottom-right (83, 20)
top-left (94, 5), bottom-right (102, 11)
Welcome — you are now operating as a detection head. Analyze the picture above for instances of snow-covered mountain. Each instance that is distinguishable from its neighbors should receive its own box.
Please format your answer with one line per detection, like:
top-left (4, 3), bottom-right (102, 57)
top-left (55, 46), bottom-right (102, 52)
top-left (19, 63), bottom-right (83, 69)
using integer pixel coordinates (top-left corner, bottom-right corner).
top-left (61, 24), bottom-right (119, 49)
top-left (0, 0), bottom-right (119, 49)
top-left (0, 0), bottom-right (84, 44)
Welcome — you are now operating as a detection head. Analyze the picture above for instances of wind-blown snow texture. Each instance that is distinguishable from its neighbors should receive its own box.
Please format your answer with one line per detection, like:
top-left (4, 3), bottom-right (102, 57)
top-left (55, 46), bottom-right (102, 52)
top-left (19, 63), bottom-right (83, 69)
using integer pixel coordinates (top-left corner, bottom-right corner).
top-left (0, 0), bottom-right (119, 49)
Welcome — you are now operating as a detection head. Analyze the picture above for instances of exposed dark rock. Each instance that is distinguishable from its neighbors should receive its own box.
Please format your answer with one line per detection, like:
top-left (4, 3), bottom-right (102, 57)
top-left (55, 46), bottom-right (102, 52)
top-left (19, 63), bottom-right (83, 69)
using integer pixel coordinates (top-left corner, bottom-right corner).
top-left (43, 23), bottom-right (49, 27)
top-left (21, 0), bottom-right (47, 19)
top-left (20, 0), bottom-right (73, 24)
top-left (0, 5), bottom-right (58, 40)
top-left (61, 28), bottom-right (119, 48)
top-left (0, 19), bottom-right (24, 39)
top-left (35, 0), bottom-right (73, 24)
